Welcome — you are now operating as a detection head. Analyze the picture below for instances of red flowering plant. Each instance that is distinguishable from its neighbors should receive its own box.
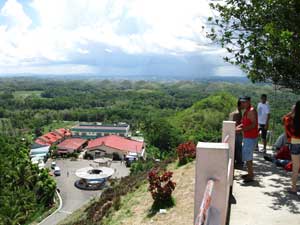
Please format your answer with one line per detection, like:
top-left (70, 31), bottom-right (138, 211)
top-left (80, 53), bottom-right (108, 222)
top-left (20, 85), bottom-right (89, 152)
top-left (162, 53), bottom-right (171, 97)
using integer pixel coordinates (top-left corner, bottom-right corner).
top-left (148, 169), bottom-right (176, 212)
top-left (176, 141), bottom-right (196, 165)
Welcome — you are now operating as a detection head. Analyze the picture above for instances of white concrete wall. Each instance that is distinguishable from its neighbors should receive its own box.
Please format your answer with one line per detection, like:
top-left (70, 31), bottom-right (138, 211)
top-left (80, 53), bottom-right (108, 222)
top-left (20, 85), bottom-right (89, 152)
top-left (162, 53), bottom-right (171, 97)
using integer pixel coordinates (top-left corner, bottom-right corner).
top-left (194, 121), bottom-right (236, 225)
top-left (194, 142), bottom-right (229, 225)
top-left (222, 121), bottom-right (236, 186)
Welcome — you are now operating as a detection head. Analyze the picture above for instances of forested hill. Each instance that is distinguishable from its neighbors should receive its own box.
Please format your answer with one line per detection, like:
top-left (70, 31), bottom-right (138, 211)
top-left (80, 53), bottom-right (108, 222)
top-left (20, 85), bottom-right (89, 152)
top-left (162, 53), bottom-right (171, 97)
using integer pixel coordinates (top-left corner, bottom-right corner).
top-left (0, 78), bottom-right (299, 141)
top-left (171, 93), bottom-right (236, 142)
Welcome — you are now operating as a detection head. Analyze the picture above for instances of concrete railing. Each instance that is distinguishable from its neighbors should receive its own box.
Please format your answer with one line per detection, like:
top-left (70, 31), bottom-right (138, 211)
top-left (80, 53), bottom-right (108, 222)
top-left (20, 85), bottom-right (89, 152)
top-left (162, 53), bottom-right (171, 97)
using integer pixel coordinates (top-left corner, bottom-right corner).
top-left (194, 121), bottom-right (236, 225)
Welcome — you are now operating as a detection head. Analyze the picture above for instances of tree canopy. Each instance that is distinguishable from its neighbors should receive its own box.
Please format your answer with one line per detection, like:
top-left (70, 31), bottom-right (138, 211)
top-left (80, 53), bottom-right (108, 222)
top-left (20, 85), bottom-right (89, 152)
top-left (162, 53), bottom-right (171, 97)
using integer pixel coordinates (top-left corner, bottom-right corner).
top-left (207, 0), bottom-right (300, 91)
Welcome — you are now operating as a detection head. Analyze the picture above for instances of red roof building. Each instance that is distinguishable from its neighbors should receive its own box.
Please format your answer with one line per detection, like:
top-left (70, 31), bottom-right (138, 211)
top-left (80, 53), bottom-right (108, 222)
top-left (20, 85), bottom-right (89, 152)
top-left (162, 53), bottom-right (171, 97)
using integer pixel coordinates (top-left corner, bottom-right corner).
top-left (57, 138), bottom-right (87, 154)
top-left (34, 128), bottom-right (72, 146)
top-left (87, 135), bottom-right (145, 159)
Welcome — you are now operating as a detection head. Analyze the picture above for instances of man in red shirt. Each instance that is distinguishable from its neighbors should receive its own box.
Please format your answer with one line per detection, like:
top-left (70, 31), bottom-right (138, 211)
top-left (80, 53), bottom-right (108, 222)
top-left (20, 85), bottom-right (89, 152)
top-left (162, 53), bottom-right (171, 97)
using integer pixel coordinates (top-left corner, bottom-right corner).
top-left (236, 96), bottom-right (258, 182)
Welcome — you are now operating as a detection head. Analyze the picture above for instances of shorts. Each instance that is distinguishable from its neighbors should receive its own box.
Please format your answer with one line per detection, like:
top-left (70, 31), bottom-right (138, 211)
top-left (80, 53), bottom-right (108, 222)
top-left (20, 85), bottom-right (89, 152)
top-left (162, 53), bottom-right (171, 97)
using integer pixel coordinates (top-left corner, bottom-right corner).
top-left (290, 144), bottom-right (300, 155)
top-left (259, 124), bottom-right (267, 140)
top-left (242, 138), bottom-right (258, 161)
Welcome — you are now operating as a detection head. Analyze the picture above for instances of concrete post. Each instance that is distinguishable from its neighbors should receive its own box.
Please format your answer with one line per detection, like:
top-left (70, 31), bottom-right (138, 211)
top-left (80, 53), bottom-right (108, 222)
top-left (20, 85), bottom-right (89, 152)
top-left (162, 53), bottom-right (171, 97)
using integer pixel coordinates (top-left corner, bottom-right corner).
top-left (222, 121), bottom-right (236, 186)
top-left (194, 142), bottom-right (229, 225)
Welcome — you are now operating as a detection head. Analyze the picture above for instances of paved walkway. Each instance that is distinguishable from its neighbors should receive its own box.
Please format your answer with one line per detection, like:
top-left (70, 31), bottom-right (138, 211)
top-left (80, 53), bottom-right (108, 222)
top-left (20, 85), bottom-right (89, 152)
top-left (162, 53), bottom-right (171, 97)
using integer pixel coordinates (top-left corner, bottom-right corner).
top-left (230, 149), bottom-right (300, 225)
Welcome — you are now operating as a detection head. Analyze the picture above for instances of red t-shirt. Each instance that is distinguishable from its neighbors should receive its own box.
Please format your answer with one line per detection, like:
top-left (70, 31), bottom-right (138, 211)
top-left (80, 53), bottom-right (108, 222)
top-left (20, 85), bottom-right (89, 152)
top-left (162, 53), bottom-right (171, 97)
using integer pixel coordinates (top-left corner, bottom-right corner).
top-left (242, 106), bottom-right (258, 138)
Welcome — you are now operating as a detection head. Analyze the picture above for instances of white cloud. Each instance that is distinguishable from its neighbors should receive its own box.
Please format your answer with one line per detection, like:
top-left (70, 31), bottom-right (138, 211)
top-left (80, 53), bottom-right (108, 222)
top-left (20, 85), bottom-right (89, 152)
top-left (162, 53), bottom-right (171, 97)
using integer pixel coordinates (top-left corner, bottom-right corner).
top-left (1, 0), bottom-right (32, 30)
top-left (0, 0), bottom-right (242, 76)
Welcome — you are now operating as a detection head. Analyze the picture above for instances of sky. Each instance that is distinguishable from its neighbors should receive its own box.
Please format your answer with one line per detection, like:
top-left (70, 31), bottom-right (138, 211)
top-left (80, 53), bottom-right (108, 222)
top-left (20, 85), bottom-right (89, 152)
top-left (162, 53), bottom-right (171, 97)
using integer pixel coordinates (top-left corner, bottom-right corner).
top-left (0, 0), bottom-right (243, 78)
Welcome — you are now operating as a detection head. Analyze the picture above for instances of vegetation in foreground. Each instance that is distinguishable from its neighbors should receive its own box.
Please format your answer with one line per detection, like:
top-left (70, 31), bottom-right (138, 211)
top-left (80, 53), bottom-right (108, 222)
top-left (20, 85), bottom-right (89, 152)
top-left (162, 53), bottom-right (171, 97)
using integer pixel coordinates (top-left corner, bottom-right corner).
top-left (0, 136), bottom-right (56, 225)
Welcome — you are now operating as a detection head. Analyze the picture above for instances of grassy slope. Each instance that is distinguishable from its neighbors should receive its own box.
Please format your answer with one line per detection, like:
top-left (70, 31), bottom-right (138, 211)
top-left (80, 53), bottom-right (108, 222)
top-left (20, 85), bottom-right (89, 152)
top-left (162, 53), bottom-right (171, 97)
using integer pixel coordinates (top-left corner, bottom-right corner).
top-left (102, 161), bottom-right (195, 225)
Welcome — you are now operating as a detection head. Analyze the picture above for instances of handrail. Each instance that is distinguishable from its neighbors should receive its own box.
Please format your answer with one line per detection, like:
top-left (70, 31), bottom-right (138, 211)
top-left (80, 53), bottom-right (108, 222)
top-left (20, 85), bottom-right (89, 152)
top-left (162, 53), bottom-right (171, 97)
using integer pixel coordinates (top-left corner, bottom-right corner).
top-left (195, 179), bottom-right (215, 225)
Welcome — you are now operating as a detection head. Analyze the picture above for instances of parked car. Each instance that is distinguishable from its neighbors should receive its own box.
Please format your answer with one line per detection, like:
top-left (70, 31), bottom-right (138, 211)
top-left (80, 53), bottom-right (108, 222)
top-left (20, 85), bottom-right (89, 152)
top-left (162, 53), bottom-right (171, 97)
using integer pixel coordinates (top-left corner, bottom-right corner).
top-left (54, 166), bottom-right (61, 176)
top-left (51, 161), bottom-right (56, 169)
top-left (125, 156), bottom-right (137, 167)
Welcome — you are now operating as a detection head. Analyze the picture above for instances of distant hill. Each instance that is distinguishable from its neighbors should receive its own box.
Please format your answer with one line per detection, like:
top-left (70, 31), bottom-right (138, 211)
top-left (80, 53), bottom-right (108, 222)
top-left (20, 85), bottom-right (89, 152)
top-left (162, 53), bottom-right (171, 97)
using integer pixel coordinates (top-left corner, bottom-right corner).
top-left (0, 73), bottom-right (249, 83)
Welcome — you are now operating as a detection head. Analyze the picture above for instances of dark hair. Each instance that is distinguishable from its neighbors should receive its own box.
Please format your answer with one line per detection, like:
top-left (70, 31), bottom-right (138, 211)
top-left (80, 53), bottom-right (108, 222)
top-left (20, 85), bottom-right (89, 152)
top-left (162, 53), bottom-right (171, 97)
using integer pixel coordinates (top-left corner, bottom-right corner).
top-left (294, 101), bottom-right (300, 136)
top-left (237, 99), bottom-right (241, 107)
top-left (261, 94), bottom-right (267, 98)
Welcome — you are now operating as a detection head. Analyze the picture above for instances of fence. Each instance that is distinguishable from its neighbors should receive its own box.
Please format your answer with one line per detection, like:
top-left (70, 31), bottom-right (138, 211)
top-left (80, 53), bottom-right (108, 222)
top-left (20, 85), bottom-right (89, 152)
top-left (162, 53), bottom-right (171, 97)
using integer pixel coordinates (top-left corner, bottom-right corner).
top-left (194, 121), bottom-right (236, 225)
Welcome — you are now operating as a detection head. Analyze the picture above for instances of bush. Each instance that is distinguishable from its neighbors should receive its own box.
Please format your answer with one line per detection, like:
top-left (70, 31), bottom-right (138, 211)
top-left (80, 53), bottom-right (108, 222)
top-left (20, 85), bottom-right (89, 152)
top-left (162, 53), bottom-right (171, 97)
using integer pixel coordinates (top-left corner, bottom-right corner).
top-left (130, 160), bottom-right (155, 174)
top-left (148, 169), bottom-right (176, 213)
top-left (176, 141), bottom-right (196, 166)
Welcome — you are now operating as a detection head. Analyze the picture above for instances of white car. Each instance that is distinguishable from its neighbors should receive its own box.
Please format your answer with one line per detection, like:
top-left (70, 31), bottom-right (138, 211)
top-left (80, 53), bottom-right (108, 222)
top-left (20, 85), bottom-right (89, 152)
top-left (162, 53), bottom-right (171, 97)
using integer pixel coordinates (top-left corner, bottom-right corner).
top-left (54, 166), bottom-right (61, 176)
top-left (51, 161), bottom-right (56, 169)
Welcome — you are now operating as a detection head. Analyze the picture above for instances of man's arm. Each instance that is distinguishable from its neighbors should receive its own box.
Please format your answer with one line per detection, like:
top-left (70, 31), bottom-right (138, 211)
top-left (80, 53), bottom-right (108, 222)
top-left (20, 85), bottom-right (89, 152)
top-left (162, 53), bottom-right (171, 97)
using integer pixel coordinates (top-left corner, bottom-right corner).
top-left (242, 110), bottom-right (257, 131)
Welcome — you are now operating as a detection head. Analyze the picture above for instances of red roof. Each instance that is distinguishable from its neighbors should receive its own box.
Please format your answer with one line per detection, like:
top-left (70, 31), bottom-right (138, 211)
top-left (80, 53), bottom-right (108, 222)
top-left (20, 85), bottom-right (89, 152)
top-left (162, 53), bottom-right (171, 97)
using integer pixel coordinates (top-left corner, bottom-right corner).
top-left (57, 138), bottom-right (87, 150)
top-left (55, 128), bottom-right (72, 137)
top-left (34, 128), bottom-right (72, 146)
top-left (35, 139), bottom-right (51, 146)
top-left (87, 135), bottom-right (144, 153)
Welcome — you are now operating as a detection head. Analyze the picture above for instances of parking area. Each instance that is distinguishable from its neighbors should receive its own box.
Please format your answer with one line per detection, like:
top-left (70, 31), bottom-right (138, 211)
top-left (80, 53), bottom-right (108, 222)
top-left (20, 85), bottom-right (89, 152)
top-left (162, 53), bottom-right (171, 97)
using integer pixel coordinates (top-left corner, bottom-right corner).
top-left (40, 158), bottom-right (130, 225)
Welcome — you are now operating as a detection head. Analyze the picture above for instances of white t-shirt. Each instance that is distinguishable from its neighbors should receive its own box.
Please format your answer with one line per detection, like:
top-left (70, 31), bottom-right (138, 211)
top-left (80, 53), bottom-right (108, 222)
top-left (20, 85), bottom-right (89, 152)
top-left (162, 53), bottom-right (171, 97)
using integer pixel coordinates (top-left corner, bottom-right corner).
top-left (257, 102), bottom-right (270, 125)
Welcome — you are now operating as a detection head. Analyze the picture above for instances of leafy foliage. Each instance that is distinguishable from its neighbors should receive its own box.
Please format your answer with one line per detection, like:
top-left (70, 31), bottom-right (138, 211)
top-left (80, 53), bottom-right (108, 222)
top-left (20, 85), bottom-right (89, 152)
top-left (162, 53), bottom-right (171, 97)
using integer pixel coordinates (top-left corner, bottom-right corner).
top-left (173, 92), bottom-right (236, 142)
top-left (0, 136), bottom-right (56, 225)
top-left (177, 141), bottom-right (196, 166)
top-left (148, 170), bottom-right (176, 212)
top-left (142, 116), bottom-right (183, 158)
top-left (207, 0), bottom-right (300, 91)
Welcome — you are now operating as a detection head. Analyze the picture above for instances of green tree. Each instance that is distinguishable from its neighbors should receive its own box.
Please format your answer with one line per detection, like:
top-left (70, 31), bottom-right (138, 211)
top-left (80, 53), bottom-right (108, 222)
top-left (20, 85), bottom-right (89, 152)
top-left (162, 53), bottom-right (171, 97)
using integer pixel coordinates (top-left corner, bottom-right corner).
top-left (142, 116), bottom-right (182, 158)
top-left (207, 0), bottom-right (300, 91)
top-left (0, 136), bottom-right (56, 224)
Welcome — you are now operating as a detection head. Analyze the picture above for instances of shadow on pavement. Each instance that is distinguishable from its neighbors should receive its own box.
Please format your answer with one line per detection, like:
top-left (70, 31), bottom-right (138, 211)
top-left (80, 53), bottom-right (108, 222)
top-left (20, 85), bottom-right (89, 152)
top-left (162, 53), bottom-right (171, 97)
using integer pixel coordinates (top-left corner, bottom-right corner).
top-left (234, 152), bottom-right (300, 214)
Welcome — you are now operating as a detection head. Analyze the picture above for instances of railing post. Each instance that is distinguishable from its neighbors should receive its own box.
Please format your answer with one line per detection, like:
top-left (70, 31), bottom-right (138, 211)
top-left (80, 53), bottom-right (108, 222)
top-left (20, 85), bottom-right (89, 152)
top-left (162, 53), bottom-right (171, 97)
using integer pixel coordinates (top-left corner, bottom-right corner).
top-left (222, 121), bottom-right (236, 186)
top-left (194, 142), bottom-right (229, 225)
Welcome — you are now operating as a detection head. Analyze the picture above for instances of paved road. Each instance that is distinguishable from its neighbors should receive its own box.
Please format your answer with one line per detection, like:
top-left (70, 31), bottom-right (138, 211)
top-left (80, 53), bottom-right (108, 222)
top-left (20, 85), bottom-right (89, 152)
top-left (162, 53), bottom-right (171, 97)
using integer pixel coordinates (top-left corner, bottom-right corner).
top-left (40, 159), bottom-right (129, 225)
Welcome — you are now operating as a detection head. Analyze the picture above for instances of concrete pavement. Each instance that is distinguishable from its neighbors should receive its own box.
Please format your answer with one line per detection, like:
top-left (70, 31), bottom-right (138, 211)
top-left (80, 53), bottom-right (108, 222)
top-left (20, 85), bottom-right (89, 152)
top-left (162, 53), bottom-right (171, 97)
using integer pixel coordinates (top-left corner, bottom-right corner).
top-left (230, 150), bottom-right (300, 225)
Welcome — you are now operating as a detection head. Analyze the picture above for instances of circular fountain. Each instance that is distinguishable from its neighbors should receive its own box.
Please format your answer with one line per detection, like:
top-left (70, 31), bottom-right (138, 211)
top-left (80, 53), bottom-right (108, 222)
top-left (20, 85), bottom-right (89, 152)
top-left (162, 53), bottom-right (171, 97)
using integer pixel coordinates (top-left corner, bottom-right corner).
top-left (74, 166), bottom-right (114, 190)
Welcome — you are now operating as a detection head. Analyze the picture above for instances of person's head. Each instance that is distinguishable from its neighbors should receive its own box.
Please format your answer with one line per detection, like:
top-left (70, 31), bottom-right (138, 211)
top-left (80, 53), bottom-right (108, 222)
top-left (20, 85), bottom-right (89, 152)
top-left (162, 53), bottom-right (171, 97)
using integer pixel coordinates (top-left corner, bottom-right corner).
top-left (261, 94), bottom-right (267, 104)
top-left (239, 96), bottom-right (251, 109)
top-left (293, 101), bottom-right (300, 136)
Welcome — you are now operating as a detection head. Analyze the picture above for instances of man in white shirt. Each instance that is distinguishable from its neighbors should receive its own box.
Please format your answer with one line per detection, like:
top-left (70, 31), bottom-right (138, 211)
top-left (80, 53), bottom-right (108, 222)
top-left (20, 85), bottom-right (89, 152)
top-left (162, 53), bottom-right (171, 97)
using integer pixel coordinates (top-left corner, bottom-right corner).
top-left (257, 94), bottom-right (271, 152)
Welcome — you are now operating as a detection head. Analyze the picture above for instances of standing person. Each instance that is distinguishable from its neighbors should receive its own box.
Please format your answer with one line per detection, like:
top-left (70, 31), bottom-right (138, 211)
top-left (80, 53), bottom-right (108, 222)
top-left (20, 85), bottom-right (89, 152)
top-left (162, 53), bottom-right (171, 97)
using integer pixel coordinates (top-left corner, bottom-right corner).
top-left (257, 94), bottom-right (271, 153)
top-left (229, 99), bottom-right (243, 168)
top-left (236, 96), bottom-right (258, 182)
top-left (283, 101), bottom-right (300, 195)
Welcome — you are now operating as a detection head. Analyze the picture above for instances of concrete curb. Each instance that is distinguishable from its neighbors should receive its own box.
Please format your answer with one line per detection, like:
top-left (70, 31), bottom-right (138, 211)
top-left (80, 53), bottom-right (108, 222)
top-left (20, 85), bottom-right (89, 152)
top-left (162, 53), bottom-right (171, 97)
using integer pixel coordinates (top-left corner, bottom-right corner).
top-left (38, 189), bottom-right (63, 225)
